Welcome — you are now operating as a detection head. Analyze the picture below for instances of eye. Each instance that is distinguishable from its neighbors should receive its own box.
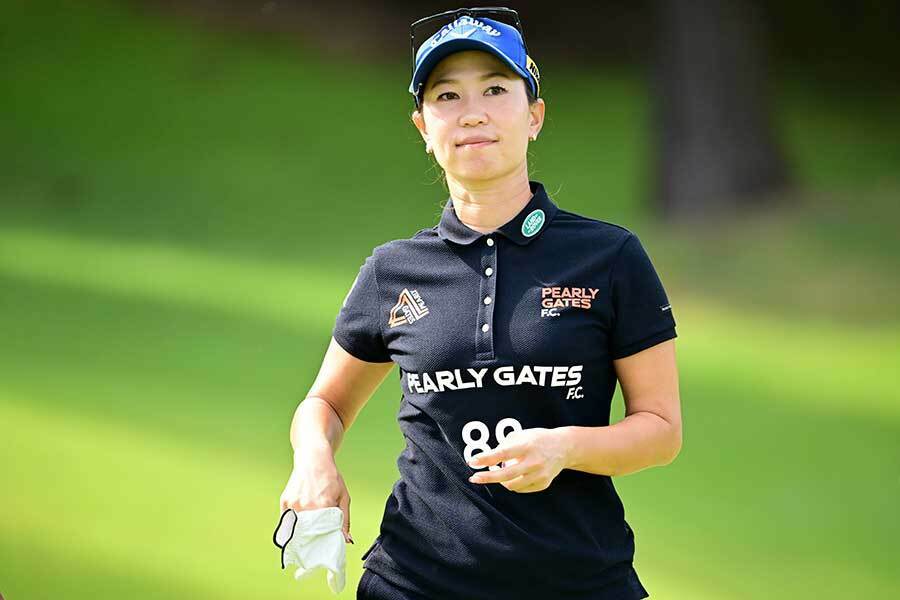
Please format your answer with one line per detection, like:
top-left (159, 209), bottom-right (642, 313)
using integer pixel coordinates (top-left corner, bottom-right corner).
top-left (435, 86), bottom-right (507, 101)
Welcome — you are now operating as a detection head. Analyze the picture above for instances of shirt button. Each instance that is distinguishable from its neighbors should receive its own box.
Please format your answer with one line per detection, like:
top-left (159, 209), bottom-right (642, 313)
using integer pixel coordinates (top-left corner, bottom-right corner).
top-left (486, 237), bottom-right (494, 247)
top-left (484, 267), bottom-right (493, 276)
top-left (483, 296), bottom-right (492, 305)
top-left (481, 323), bottom-right (490, 332)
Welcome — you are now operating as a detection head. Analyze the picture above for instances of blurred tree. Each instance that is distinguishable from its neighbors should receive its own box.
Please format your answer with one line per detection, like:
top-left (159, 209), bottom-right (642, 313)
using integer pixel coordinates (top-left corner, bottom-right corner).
top-left (652, 0), bottom-right (790, 221)
top-left (138, 0), bottom-right (900, 223)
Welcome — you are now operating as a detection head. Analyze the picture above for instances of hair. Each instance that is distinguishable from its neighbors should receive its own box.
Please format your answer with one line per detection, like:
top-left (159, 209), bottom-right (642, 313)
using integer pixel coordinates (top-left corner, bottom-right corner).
top-left (525, 79), bottom-right (539, 105)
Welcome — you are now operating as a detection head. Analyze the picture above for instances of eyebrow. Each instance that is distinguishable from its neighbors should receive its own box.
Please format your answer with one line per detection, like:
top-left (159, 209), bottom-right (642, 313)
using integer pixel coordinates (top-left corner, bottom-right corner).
top-left (428, 71), bottom-right (512, 89)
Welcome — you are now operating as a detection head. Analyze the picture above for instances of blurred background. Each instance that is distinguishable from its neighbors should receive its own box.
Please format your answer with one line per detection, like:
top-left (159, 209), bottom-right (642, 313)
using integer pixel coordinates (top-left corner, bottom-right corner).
top-left (2, 1), bottom-right (898, 598)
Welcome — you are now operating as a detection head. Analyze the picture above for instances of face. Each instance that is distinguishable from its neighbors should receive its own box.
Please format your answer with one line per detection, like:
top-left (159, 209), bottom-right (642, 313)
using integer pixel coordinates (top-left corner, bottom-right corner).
top-left (411, 50), bottom-right (544, 184)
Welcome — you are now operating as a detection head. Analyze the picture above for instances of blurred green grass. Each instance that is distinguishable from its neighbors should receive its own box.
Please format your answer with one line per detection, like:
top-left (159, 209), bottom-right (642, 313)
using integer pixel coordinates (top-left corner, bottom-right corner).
top-left (2, 1), bottom-right (899, 599)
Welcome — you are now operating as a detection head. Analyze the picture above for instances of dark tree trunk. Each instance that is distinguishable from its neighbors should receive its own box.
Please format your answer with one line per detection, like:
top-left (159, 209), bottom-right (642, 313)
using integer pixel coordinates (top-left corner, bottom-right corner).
top-left (653, 0), bottom-right (790, 221)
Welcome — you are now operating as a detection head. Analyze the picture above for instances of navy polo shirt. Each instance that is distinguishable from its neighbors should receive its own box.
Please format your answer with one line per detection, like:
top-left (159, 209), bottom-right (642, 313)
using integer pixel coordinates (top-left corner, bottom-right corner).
top-left (332, 180), bottom-right (676, 599)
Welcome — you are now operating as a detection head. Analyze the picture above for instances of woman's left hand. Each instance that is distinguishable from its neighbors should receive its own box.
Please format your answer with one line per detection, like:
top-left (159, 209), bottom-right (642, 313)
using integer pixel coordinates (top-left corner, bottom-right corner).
top-left (466, 427), bottom-right (570, 493)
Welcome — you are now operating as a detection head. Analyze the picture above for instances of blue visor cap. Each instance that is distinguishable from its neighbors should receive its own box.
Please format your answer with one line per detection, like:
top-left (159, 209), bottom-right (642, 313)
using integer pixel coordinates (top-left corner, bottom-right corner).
top-left (409, 15), bottom-right (540, 104)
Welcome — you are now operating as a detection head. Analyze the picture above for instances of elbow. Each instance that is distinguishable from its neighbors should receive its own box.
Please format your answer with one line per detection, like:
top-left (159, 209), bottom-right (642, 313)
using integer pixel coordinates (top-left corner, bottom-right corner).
top-left (655, 419), bottom-right (681, 467)
top-left (660, 421), bottom-right (683, 466)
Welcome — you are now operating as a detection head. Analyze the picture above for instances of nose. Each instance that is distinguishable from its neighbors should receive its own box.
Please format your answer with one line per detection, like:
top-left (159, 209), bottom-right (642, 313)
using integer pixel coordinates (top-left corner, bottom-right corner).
top-left (458, 97), bottom-right (488, 128)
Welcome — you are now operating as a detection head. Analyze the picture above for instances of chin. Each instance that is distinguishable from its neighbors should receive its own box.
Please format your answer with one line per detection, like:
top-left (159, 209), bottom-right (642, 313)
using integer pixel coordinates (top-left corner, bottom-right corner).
top-left (450, 161), bottom-right (508, 182)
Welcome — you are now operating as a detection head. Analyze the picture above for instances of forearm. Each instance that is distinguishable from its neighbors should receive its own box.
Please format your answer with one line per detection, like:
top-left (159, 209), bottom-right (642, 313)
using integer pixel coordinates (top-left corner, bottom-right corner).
top-left (290, 397), bottom-right (346, 465)
top-left (561, 412), bottom-right (681, 477)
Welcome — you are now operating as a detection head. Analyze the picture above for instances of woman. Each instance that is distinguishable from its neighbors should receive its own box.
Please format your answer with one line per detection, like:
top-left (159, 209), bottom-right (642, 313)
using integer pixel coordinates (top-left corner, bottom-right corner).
top-left (279, 8), bottom-right (681, 600)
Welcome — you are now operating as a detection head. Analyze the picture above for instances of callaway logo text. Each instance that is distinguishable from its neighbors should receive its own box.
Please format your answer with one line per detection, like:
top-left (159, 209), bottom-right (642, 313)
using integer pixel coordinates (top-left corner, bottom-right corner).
top-left (430, 16), bottom-right (502, 48)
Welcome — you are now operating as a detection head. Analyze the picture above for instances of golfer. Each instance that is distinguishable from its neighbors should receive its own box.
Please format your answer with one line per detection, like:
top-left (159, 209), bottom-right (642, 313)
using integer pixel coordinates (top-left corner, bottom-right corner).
top-left (279, 7), bottom-right (681, 600)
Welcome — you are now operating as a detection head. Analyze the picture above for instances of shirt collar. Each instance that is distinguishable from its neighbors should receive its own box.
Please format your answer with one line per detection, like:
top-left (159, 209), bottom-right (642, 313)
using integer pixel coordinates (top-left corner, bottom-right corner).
top-left (437, 180), bottom-right (559, 246)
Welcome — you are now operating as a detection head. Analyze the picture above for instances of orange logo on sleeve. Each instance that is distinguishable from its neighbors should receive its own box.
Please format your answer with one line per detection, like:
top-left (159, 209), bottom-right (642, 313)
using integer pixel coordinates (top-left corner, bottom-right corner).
top-left (389, 288), bottom-right (430, 328)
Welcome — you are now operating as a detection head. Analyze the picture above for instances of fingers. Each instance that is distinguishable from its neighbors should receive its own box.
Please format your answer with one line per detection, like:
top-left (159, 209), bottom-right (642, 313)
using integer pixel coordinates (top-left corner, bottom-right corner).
top-left (468, 458), bottom-right (528, 484)
top-left (467, 439), bottom-right (527, 469)
top-left (338, 493), bottom-right (354, 544)
top-left (512, 479), bottom-right (550, 493)
top-left (468, 448), bottom-right (510, 469)
top-left (279, 497), bottom-right (292, 514)
top-left (279, 497), bottom-right (354, 544)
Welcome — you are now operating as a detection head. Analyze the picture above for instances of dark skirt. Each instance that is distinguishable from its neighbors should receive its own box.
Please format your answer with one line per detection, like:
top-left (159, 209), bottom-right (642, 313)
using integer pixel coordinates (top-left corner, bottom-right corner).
top-left (358, 568), bottom-right (436, 600)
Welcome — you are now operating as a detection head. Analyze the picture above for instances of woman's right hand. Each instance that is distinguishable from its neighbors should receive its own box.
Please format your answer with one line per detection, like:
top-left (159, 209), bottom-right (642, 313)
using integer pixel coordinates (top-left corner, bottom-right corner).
top-left (279, 450), bottom-right (354, 544)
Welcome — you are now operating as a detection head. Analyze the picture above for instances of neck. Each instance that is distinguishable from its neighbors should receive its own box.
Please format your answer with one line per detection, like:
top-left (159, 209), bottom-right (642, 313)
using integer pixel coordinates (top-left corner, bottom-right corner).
top-left (445, 168), bottom-right (533, 234)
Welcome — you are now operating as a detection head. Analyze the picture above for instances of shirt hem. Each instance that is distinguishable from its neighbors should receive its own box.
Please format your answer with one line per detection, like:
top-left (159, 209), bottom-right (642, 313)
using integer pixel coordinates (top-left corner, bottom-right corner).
top-left (365, 543), bottom-right (651, 600)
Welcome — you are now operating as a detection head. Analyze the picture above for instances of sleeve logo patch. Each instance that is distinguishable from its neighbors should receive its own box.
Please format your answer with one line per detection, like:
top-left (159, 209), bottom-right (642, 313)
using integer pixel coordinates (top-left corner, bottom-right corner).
top-left (389, 288), bottom-right (430, 328)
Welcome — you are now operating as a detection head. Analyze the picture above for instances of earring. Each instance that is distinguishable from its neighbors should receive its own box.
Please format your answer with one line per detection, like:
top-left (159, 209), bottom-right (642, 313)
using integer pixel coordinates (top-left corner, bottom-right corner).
top-left (530, 134), bottom-right (538, 142)
top-left (425, 142), bottom-right (433, 154)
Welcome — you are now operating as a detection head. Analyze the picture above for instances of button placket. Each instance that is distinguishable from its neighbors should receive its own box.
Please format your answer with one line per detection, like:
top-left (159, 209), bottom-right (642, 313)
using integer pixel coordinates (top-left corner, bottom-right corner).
top-left (476, 236), bottom-right (497, 359)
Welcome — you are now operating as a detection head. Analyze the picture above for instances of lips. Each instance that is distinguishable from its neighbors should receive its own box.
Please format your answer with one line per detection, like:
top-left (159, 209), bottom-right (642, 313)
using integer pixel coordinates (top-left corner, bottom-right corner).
top-left (456, 135), bottom-right (497, 148)
top-left (456, 137), bottom-right (497, 148)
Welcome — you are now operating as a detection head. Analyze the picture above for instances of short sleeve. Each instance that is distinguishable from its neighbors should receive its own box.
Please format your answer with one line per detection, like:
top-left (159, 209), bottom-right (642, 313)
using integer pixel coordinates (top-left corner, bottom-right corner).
top-left (609, 233), bottom-right (677, 359)
top-left (332, 252), bottom-right (392, 363)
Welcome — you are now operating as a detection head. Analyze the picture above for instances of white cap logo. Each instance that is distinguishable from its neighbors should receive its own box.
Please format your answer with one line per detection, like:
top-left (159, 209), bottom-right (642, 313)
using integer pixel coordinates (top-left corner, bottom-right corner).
top-left (430, 16), bottom-right (502, 48)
